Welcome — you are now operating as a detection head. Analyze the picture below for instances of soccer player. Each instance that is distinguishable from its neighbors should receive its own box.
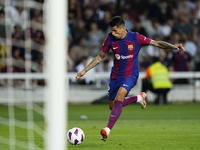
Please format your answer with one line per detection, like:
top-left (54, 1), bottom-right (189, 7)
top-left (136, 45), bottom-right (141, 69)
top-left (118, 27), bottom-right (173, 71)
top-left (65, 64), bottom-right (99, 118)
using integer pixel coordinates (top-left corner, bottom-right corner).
top-left (76, 16), bottom-right (185, 141)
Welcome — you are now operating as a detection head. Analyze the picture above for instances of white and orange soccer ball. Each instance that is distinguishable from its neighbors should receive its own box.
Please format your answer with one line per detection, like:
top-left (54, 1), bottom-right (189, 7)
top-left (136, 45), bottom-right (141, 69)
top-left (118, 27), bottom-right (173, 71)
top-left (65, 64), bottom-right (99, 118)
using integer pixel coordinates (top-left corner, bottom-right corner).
top-left (67, 127), bottom-right (85, 145)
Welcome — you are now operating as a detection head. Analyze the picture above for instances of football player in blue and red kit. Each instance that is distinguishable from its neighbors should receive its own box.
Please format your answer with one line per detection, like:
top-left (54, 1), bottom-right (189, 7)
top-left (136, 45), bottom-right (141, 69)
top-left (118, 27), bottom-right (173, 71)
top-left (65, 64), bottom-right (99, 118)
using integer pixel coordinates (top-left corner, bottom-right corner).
top-left (76, 16), bottom-right (185, 141)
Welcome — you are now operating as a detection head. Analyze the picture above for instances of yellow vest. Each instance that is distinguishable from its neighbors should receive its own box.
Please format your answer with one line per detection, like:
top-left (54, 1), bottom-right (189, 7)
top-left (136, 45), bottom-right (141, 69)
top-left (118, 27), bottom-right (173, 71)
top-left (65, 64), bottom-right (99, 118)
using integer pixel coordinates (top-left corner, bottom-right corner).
top-left (149, 62), bottom-right (172, 89)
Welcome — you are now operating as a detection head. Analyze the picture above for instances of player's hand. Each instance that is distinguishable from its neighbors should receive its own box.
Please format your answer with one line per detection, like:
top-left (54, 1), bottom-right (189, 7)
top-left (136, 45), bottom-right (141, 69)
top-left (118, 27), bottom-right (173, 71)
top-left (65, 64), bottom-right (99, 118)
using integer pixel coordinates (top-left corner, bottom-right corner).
top-left (76, 70), bottom-right (86, 79)
top-left (174, 43), bottom-right (185, 52)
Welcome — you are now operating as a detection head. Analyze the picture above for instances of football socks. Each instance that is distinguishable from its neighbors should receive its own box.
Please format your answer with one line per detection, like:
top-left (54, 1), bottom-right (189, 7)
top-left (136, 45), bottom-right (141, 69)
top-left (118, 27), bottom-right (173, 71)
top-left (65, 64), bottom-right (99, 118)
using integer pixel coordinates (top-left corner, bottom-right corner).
top-left (122, 96), bottom-right (137, 107)
top-left (106, 100), bottom-right (123, 130)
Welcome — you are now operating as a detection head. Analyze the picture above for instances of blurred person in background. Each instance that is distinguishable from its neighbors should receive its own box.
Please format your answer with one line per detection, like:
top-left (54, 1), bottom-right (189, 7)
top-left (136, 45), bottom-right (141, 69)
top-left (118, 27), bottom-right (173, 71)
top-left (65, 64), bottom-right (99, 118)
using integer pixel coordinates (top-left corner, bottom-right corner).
top-left (194, 27), bottom-right (200, 58)
top-left (83, 6), bottom-right (95, 30)
top-left (75, 55), bottom-right (95, 85)
top-left (194, 0), bottom-right (200, 21)
top-left (146, 34), bottom-right (160, 58)
top-left (178, 0), bottom-right (196, 15)
top-left (139, 53), bottom-right (152, 71)
top-left (12, 47), bottom-right (24, 68)
top-left (12, 24), bottom-right (24, 41)
top-left (0, 52), bottom-right (24, 87)
top-left (98, 11), bottom-right (112, 34)
top-left (181, 33), bottom-right (197, 57)
top-left (69, 36), bottom-right (90, 67)
top-left (97, 59), bottom-right (110, 85)
top-left (76, 16), bottom-right (185, 142)
top-left (121, 11), bottom-right (134, 31)
top-left (190, 0), bottom-right (200, 27)
top-left (0, 37), bottom-right (7, 72)
top-left (142, 56), bottom-right (172, 105)
top-left (139, 9), bottom-right (154, 37)
top-left (68, 0), bottom-right (82, 26)
top-left (169, 38), bottom-right (192, 84)
top-left (106, 1), bottom-right (118, 17)
top-left (149, 18), bottom-right (163, 38)
top-left (30, 7), bottom-right (43, 21)
top-left (150, 0), bottom-right (173, 25)
top-left (172, 12), bottom-right (193, 35)
top-left (129, 0), bottom-right (148, 17)
top-left (91, 1), bottom-right (105, 22)
top-left (121, 3), bottom-right (139, 20)
top-left (12, 24), bottom-right (25, 58)
top-left (147, 0), bottom-right (162, 21)
top-left (88, 22), bottom-right (105, 56)
top-left (0, 9), bottom-right (6, 38)
top-left (106, 52), bottom-right (114, 71)
top-left (131, 18), bottom-right (148, 37)
top-left (30, 28), bottom-right (45, 62)
top-left (4, 1), bottom-right (29, 31)
top-left (169, 31), bottom-right (181, 45)
top-left (160, 17), bottom-right (174, 38)
top-left (71, 19), bottom-right (88, 45)
top-left (160, 48), bottom-right (173, 68)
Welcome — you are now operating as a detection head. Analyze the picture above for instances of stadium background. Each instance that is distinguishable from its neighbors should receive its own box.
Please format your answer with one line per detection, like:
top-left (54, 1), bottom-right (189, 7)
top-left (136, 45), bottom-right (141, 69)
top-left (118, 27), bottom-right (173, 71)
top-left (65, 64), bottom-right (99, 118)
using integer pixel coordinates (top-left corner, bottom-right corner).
top-left (0, 0), bottom-right (200, 150)
top-left (1, 0), bottom-right (200, 103)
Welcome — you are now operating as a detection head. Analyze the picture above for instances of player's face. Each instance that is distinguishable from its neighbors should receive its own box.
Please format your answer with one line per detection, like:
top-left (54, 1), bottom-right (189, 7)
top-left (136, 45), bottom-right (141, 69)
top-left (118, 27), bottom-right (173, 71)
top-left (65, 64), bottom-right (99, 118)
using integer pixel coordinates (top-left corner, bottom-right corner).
top-left (110, 25), bottom-right (126, 39)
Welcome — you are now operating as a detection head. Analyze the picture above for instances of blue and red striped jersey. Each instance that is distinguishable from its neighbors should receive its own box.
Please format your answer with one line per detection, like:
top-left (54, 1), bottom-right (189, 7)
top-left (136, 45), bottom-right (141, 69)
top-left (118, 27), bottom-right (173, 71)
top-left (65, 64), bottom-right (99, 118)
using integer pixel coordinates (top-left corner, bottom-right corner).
top-left (102, 31), bottom-right (151, 79)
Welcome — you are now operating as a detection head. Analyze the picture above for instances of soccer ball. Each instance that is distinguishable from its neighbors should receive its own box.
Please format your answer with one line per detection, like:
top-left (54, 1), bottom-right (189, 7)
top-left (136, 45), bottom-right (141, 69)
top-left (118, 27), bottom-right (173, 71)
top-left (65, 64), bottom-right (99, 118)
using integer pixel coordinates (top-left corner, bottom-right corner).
top-left (67, 127), bottom-right (85, 145)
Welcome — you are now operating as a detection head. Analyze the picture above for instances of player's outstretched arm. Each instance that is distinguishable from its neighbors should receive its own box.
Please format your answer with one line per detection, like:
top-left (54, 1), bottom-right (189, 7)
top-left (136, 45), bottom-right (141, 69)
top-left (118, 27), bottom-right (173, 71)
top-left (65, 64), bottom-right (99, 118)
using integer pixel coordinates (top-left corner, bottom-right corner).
top-left (150, 40), bottom-right (185, 51)
top-left (76, 51), bottom-right (107, 79)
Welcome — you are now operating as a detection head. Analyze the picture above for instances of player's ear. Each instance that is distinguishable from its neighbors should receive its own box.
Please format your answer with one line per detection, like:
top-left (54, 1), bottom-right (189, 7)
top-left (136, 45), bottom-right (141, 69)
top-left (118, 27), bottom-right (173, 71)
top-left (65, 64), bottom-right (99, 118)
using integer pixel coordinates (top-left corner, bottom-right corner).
top-left (122, 25), bottom-right (126, 30)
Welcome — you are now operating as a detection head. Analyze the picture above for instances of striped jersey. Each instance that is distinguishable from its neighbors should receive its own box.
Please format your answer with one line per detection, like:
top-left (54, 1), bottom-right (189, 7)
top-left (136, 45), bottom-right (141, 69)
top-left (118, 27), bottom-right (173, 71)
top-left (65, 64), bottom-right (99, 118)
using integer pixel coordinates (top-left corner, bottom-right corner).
top-left (102, 31), bottom-right (151, 79)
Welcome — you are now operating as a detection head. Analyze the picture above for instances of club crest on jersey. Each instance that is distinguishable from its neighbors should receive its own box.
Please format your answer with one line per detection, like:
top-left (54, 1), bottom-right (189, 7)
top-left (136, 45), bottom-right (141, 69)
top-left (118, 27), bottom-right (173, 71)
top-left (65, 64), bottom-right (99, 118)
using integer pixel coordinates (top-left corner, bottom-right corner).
top-left (128, 45), bottom-right (134, 50)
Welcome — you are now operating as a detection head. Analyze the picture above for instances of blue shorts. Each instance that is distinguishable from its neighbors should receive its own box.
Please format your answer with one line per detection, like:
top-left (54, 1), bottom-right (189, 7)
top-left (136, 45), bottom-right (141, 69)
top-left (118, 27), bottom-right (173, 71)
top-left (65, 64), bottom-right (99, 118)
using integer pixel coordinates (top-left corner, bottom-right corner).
top-left (107, 75), bottom-right (139, 100)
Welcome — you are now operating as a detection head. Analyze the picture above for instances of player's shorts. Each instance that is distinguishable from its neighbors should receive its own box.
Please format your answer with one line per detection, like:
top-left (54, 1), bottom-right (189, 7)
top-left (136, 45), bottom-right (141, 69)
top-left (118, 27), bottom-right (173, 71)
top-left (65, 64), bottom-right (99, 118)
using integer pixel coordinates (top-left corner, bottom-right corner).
top-left (107, 75), bottom-right (139, 100)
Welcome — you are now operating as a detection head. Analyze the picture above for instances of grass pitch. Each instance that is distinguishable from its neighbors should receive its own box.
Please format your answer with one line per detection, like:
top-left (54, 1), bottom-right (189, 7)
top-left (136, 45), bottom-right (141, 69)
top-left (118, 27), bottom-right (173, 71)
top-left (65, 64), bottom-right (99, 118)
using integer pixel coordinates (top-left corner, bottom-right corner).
top-left (68, 103), bottom-right (200, 150)
top-left (0, 103), bottom-right (199, 150)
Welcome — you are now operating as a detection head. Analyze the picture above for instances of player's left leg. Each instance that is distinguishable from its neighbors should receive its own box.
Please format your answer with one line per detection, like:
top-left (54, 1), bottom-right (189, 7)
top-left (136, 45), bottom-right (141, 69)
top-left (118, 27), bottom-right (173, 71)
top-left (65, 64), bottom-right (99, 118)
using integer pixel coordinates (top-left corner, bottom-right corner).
top-left (120, 76), bottom-right (147, 108)
top-left (122, 95), bottom-right (140, 106)
top-left (109, 94), bottom-right (143, 108)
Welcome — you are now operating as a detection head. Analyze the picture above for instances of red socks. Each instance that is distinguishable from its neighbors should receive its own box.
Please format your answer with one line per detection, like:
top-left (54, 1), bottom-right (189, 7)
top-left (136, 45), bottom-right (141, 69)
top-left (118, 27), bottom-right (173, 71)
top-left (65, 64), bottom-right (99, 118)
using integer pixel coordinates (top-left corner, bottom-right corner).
top-left (106, 96), bottom-right (138, 130)
top-left (106, 100), bottom-right (123, 130)
top-left (122, 96), bottom-right (137, 107)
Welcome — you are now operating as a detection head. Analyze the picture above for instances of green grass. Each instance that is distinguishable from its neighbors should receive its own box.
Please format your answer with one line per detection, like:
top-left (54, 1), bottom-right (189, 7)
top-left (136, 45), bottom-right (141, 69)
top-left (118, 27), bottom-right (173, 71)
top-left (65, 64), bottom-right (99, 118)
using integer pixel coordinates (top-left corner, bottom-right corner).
top-left (0, 104), bottom-right (200, 150)
top-left (68, 103), bottom-right (200, 150)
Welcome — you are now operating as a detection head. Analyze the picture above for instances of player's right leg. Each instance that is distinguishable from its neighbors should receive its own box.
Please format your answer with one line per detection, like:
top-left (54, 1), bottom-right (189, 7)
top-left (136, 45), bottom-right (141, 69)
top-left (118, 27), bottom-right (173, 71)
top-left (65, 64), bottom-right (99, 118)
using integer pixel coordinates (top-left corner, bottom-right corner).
top-left (101, 79), bottom-right (126, 141)
top-left (101, 100), bottom-right (123, 141)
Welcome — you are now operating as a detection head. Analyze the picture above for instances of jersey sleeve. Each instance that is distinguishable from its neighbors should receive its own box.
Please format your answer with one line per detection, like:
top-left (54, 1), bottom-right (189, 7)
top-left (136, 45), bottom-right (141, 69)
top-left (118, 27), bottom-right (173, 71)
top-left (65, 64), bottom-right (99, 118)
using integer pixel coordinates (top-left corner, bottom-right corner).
top-left (102, 36), bottom-right (110, 53)
top-left (136, 33), bottom-right (151, 46)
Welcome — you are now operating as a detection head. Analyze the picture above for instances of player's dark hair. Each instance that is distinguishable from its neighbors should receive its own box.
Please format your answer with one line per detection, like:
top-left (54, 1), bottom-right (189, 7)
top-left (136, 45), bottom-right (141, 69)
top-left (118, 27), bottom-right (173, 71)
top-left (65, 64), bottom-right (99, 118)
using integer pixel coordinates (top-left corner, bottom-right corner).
top-left (109, 16), bottom-right (125, 27)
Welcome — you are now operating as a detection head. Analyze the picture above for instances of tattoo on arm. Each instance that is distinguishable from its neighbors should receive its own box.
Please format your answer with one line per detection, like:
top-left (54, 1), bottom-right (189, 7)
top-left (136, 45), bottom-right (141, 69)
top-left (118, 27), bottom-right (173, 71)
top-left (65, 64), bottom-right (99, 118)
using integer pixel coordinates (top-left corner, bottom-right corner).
top-left (151, 40), bottom-right (176, 49)
top-left (84, 51), bottom-right (107, 72)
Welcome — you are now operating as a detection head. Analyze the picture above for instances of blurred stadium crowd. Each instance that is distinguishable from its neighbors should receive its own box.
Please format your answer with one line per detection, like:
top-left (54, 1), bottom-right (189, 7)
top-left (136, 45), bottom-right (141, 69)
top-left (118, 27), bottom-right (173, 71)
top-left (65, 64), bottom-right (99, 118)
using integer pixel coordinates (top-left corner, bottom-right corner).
top-left (0, 0), bottom-right (200, 86)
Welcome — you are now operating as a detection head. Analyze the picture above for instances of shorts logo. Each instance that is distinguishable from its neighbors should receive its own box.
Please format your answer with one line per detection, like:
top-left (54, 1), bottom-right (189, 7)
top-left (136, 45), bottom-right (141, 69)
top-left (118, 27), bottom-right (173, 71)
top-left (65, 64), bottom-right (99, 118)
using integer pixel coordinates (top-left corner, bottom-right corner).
top-left (128, 45), bottom-right (134, 50)
top-left (123, 84), bottom-right (129, 87)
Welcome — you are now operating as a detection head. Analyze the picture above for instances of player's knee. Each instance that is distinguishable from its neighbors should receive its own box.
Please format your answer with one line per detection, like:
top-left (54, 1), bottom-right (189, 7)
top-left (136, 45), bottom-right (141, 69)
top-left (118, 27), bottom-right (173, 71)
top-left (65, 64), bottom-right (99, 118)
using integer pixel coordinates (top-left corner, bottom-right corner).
top-left (115, 93), bottom-right (124, 101)
top-left (109, 105), bottom-right (113, 110)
